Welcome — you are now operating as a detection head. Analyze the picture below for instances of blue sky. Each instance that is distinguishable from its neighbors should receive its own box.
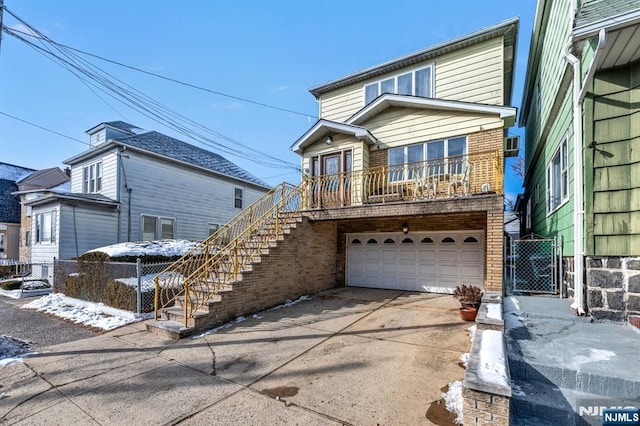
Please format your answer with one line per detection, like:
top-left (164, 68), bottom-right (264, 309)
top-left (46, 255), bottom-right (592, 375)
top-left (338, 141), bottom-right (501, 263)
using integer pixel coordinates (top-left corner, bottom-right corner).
top-left (0, 0), bottom-right (535, 201)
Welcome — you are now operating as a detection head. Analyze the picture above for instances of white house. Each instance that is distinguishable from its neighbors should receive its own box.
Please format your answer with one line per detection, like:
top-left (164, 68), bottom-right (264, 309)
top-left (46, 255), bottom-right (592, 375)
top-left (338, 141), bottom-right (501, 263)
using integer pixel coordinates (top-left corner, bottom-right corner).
top-left (21, 121), bottom-right (271, 264)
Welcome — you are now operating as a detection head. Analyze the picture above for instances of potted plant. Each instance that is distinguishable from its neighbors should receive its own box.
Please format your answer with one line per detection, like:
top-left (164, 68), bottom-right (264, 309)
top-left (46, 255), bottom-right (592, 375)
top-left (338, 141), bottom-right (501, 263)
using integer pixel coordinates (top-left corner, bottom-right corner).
top-left (452, 284), bottom-right (483, 321)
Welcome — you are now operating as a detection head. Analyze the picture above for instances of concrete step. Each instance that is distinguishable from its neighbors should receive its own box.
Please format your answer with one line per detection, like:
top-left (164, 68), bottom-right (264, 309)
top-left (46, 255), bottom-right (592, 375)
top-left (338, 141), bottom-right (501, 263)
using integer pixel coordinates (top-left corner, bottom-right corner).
top-left (145, 319), bottom-right (194, 340)
top-left (162, 306), bottom-right (209, 326)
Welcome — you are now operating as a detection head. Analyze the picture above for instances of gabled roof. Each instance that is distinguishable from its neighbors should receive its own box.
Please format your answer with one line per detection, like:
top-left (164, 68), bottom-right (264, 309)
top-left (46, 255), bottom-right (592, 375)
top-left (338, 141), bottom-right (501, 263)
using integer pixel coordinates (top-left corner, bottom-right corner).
top-left (0, 162), bottom-right (36, 182)
top-left (574, 0), bottom-right (640, 34)
top-left (65, 128), bottom-right (269, 189)
top-left (346, 94), bottom-right (517, 127)
top-left (16, 167), bottom-right (69, 191)
top-left (290, 120), bottom-right (377, 155)
top-left (309, 17), bottom-right (519, 102)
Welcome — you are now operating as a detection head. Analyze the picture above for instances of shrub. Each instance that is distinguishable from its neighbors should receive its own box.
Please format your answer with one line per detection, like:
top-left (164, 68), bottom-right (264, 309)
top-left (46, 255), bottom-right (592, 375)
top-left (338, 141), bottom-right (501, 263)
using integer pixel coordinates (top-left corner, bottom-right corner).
top-left (0, 265), bottom-right (16, 279)
top-left (64, 273), bottom-right (107, 303)
top-left (0, 280), bottom-right (22, 290)
top-left (105, 279), bottom-right (175, 313)
top-left (452, 285), bottom-right (483, 305)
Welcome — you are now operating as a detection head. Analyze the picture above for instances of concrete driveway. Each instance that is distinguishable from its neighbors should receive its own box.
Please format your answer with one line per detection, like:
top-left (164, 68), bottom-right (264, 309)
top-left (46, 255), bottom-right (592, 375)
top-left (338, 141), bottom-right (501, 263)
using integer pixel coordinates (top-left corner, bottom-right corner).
top-left (0, 288), bottom-right (471, 425)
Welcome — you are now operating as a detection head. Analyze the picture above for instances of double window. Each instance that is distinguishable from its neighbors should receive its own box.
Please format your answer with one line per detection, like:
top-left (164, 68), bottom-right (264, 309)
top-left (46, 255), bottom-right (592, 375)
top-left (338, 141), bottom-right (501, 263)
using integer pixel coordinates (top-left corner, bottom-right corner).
top-left (364, 65), bottom-right (433, 105)
top-left (141, 215), bottom-right (175, 241)
top-left (387, 136), bottom-right (467, 181)
top-left (82, 161), bottom-right (102, 193)
top-left (546, 136), bottom-right (568, 213)
top-left (36, 210), bottom-right (56, 244)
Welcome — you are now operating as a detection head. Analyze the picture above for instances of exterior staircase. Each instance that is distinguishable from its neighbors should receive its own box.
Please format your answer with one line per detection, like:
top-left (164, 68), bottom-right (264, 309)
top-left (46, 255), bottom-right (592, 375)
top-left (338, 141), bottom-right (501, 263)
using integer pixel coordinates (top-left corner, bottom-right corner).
top-left (146, 182), bottom-right (309, 339)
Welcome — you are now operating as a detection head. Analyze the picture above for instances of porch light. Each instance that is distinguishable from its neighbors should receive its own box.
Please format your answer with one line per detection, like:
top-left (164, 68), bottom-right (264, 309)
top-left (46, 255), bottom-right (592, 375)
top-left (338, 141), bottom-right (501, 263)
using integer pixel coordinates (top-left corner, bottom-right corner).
top-left (402, 221), bottom-right (409, 234)
top-left (326, 135), bottom-right (333, 145)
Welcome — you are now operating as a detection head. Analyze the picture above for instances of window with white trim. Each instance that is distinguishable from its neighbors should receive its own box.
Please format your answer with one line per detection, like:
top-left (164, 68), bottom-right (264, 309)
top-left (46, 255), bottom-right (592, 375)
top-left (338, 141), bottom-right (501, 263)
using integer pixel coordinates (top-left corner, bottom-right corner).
top-left (534, 184), bottom-right (540, 206)
top-left (36, 210), bottom-right (56, 244)
top-left (82, 161), bottom-right (102, 193)
top-left (141, 215), bottom-right (175, 241)
top-left (387, 136), bottom-right (467, 181)
top-left (364, 65), bottom-right (433, 105)
top-left (234, 188), bottom-right (244, 209)
top-left (207, 223), bottom-right (220, 236)
top-left (547, 136), bottom-right (568, 213)
top-left (526, 198), bottom-right (532, 230)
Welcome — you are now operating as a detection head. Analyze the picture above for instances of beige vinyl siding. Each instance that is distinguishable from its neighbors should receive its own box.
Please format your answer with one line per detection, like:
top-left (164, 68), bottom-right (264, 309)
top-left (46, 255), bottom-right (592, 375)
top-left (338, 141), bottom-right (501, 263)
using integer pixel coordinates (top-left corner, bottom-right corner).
top-left (302, 134), bottom-right (365, 173)
top-left (319, 85), bottom-right (364, 122)
top-left (363, 107), bottom-right (503, 149)
top-left (318, 36), bottom-right (505, 121)
top-left (435, 37), bottom-right (504, 105)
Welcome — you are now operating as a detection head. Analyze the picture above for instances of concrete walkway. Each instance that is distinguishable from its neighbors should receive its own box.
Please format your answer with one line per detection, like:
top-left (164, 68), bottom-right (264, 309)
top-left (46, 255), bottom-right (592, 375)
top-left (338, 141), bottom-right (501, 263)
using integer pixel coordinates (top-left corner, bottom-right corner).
top-left (0, 288), bottom-right (471, 425)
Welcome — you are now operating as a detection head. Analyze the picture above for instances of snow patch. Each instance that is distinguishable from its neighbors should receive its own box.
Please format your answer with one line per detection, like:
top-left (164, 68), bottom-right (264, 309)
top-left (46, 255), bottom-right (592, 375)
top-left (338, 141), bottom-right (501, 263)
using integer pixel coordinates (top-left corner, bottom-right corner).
top-left (0, 163), bottom-right (34, 181)
top-left (459, 352), bottom-right (470, 368)
top-left (22, 294), bottom-right (140, 330)
top-left (87, 239), bottom-right (198, 258)
top-left (442, 380), bottom-right (463, 424)
top-left (0, 336), bottom-right (35, 368)
top-left (487, 303), bottom-right (502, 320)
top-left (478, 330), bottom-right (509, 389)
top-left (468, 325), bottom-right (476, 343)
top-left (571, 349), bottom-right (615, 371)
top-left (511, 383), bottom-right (526, 397)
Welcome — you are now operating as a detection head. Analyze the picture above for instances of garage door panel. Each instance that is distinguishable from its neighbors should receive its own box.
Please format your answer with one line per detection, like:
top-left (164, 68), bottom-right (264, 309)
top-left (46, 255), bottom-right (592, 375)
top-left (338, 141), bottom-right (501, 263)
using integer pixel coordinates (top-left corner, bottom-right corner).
top-left (348, 231), bottom-right (485, 293)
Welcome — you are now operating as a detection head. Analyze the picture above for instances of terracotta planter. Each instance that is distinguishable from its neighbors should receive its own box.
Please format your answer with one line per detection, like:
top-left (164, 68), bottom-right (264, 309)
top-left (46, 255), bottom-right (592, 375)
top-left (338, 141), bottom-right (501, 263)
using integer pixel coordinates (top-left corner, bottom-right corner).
top-left (459, 306), bottom-right (478, 322)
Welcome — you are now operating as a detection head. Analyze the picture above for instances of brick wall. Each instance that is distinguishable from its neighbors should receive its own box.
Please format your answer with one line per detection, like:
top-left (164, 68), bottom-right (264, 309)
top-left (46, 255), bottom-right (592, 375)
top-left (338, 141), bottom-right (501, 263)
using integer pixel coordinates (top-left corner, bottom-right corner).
top-left (18, 202), bottom-right (31, 262)
top-left (468, 128), bottom-right (503, 154)
top-left (369, 149), bottom-right (387, 168)
top-left (191, 218), bottom-right (338, 332)
top-left (463, 388), bottom-right (510, 426)
top-left (586, 256), bottom-right (640, 321)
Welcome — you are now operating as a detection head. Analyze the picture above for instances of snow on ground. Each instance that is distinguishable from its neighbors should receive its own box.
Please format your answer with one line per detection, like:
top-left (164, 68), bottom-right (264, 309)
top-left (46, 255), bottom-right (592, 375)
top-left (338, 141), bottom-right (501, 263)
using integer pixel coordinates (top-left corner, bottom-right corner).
top-left (478, 329), bottom-right (509, 389)
top-left (22, 294), bottom-right (140, 330)
top-left (459, 352), bottom-right (470, 368)
top-left (442, 380), bottom-right (464, 424)
top-left (192, 295), bottom-right (312, 339)
top-left (87, 240), bottom-right (198, 258)
top-left (503, 296), bottom-right (525, 330)
top-left (468, 324), bottom-right (476, 343)
top-left (486, 303), bottom-right (502, 320)
top-left (0, 336), bottom-right (34, 368)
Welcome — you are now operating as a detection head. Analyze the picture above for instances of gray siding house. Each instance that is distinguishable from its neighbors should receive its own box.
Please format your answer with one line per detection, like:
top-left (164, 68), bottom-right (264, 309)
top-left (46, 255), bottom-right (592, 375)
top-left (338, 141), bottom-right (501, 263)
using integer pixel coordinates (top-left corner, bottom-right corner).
top-left (23, 121), bottom-right (270, 264)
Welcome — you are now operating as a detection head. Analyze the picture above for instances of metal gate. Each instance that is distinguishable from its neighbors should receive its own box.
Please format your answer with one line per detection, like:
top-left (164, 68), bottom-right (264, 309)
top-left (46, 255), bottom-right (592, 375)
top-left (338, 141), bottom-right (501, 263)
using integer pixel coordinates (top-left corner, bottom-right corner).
top-left (510, 237), bottom-right (557, 294)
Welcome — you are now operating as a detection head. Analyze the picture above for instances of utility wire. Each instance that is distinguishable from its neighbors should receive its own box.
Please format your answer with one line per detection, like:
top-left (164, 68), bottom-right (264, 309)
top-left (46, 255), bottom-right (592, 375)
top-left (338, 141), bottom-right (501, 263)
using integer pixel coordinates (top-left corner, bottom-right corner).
top-left (0, 111), bottom-right (90, 146)
top-left (2, 13), bottom-right (300, 170)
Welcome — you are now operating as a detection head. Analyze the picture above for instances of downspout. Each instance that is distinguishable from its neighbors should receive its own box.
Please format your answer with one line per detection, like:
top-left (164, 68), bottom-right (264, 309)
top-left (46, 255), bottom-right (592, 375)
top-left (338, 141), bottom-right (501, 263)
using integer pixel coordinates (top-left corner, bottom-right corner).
top-left (562, 28), bottom-right (606, 315)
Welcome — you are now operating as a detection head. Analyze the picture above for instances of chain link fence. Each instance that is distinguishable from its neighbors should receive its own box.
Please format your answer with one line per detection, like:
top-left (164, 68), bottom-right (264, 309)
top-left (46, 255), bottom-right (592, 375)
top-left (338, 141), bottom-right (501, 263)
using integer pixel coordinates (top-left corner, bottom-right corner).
top-left (54, 259), bottom-right (173, 316)
top-left (510, 238), bottom-right (558, 294)
top-left (0, 262), bottom-right (54, 296)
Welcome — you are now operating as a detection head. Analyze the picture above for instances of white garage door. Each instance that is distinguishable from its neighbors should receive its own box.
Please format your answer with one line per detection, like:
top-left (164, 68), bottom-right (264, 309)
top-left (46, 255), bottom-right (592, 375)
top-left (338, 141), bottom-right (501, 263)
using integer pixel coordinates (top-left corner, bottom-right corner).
top-left (347, 231), bottom-right (484, 293)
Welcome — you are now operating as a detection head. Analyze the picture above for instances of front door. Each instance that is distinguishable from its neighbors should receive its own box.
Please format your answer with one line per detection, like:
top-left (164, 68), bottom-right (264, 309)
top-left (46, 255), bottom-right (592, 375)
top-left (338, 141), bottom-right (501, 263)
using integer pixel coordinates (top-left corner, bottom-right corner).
top-left (321, 154), bottom-right (342, 207)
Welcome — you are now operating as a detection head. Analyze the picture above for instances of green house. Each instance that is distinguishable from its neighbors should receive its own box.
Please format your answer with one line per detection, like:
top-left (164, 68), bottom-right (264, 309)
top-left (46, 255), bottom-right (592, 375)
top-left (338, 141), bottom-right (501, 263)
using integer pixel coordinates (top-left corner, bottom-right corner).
top-left (519, 0), bottom-right (640, 321)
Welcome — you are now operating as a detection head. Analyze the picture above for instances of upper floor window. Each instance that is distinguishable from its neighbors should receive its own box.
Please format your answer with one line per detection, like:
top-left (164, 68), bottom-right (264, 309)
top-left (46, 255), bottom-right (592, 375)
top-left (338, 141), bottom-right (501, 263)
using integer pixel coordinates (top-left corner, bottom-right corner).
top-left (82, 161), bottom-right (102, 193)
top-left (387, 136), bottom-right (466, 181)
top-left (364, 65), bottom-right (433, 105)
top-left (234, 188), bottom-right (244, 209)
top-left (208, 223), bottom-right (220, 236)
top-left (36, 210), bottom-right (56, 244)
top-left (142, 215), bottom-right (175, 241)
top-left (547, 136), bottom-right (568, 213)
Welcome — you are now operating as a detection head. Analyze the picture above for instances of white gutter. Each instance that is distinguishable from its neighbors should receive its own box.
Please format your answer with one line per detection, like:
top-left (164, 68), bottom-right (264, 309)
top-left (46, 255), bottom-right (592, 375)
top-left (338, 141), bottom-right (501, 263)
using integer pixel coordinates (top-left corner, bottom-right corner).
top-left (562, 24), bottom-right (607, 315)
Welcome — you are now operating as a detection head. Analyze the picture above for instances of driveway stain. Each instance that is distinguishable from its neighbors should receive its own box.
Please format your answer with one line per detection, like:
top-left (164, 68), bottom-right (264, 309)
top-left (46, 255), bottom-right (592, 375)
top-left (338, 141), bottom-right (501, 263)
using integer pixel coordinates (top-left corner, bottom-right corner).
top-left (425, 397), bottom-right (457, 425)
top-left (260, 386), bottom-right (299, 398)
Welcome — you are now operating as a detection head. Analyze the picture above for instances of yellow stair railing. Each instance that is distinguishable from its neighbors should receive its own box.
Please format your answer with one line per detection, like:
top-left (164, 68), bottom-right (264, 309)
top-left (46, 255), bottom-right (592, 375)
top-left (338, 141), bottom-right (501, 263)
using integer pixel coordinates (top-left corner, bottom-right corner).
top-left (154, 181), bottom-right (306, 327)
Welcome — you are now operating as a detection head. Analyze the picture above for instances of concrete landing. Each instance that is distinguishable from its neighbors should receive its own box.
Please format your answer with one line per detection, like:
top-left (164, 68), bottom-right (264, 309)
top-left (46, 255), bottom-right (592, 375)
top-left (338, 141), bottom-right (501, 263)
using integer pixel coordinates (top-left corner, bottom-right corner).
top-left (505, 295), bottom-right (640, 425)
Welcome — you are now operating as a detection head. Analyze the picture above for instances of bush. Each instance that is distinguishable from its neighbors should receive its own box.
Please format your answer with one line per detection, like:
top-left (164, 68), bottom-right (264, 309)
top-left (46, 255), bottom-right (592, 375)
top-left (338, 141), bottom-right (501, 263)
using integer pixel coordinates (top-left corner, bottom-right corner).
top-left (0, 265), bottom-right (16, 279)
top-left (0, 280), bottom-right (22, 290)
top-left (105, 279), bottom-right (176, 313)
top-left (64, 274), bottom-right (107, 303)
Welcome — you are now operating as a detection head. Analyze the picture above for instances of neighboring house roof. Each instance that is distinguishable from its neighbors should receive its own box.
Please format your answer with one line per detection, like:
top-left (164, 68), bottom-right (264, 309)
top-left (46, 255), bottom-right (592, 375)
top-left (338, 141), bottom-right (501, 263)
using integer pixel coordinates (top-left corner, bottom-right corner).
top-left (574, 0), bottom-right (640, 33)
top-left (16, 167), bottom-right (70, 191)
top-left (22, 191), bottom-right (118, 208)
top-left (64, 129), bottom-right (270, 189)
top-left (345, 94), bottom-right (517, 126)
top-left (290, 120), bottom-right (377, 155)
top-left (0, 179), bottom-right (21, 223)
top-left (504, 211), bottom-right (520, 237)
top-left (309, 17), bottom-right (519, 105)
top-left (85, 121), bottom-right (145, 135)
top-left (0, 162), bottom-right (36, 182)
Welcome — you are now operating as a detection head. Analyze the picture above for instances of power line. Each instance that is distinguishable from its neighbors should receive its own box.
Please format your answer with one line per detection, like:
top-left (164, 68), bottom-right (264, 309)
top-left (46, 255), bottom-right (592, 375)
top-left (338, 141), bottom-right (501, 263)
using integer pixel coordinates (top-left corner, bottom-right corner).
top-left (0, 111), bottom-right (90, 146)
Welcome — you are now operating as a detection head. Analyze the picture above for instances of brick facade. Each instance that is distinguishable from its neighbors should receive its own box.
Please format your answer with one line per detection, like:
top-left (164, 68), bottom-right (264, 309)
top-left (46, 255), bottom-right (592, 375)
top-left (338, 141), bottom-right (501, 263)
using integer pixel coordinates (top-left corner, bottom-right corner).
top-left (369, 149), bottom-right (387, 168)
top-left (462, 388), bottom-right (510, 426)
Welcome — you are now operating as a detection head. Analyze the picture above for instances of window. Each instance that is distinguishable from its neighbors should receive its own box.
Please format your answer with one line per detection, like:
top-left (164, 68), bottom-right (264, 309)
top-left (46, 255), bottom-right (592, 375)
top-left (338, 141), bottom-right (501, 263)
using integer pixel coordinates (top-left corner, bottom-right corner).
top-left (387, 136), bottom-right (467, 181)
top-left (82, 161), bottom-right (102, 193)
top-left (534, 184), bottom-right (540, 206)
top-left (364, 65), bottom-right (434, 105)
top-left (207, 223), bottom-right (220, 236)
top-left (142, 215), bottom-right (175, 241)
top-left (36, 210), bottom-right (56, 243)
top-left (526, 198), bottom-right (532, 230)
top-left (547, 137), bottom-right (568, 213)
top-left (234, 188), bottom-right (244, 209)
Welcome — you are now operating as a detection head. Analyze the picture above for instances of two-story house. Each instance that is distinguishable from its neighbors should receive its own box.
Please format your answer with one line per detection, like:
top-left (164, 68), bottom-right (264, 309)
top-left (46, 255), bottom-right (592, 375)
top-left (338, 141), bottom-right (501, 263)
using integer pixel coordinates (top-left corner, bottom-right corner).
top-left (519, 0), bottom-right (640, 320)
top-left (290, 18), bottom-right (519, 295)
top-left (20, 121), bottom-right (271, 267)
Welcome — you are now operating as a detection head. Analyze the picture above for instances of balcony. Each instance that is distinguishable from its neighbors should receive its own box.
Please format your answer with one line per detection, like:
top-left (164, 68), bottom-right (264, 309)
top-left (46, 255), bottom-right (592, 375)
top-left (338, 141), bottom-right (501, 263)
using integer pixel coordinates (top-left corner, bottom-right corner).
top-left (303, 150), bottom-right (502, 209)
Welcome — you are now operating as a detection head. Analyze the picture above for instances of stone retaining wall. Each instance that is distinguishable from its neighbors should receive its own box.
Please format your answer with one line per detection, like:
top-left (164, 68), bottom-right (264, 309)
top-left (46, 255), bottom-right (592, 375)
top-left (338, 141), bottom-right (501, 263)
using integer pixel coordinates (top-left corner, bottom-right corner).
top-left (586, 256), bottom-right (640, 321)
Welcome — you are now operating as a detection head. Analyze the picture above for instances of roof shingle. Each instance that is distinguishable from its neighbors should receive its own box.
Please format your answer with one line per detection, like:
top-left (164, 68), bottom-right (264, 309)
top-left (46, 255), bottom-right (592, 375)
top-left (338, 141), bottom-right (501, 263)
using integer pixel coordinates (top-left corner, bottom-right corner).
top-left (575, 0), bottom-right (640, 28)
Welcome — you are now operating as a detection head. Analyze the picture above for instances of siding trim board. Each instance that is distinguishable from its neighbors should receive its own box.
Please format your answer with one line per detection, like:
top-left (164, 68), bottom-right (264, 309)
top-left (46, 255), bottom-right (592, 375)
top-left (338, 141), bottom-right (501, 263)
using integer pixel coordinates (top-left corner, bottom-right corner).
top-left (290, 120), bottom-right (377, 155)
